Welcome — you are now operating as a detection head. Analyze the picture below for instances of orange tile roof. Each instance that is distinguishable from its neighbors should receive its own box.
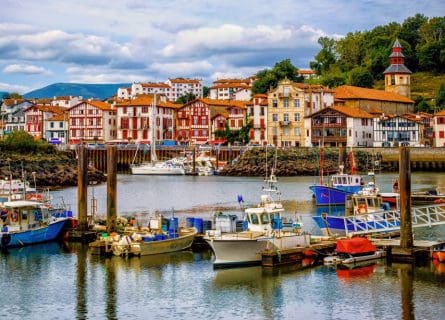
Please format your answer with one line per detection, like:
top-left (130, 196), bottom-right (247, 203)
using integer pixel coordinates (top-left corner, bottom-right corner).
top-left (85, 100), bottom-right (113, 111)
top-left (2, 98), bottom-right (25, 106)
top-left (213, 78), bottom-right (251, 84)
top-left (200, 98), bottom-right (246, 109)
top-left (334, 85), bottom-right (414, 104)
top-left (331, 105), bottom-right (374, 118)
top-left (48, 112), bottom-right (68, 121)
top-left (434, 109), bottom-right (445, 116)
top-left (211, 83), bottom-right (251, 89)
top-left (293, 83), bottom-right (334, 93)
top-left (159, 101), bottom-right (183, 109)
top-left (169, 78), bottom-right (200, 84)
top-left (141, 82), bottom-right (170, 88)
top-left (298, 69), bottom-right (315, 74)
top-left (36, 105), bottom-right (65, 114)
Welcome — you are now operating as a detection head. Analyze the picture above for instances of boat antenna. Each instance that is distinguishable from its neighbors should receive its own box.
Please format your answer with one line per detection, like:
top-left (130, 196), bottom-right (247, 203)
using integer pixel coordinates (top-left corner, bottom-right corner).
top-left (8, 159), bottom-right (12, 199)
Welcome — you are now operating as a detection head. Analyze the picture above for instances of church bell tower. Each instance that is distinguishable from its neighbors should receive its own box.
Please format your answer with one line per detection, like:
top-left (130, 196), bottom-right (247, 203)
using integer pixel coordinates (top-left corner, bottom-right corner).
top-left (383, 39), bottom-right (412, 98)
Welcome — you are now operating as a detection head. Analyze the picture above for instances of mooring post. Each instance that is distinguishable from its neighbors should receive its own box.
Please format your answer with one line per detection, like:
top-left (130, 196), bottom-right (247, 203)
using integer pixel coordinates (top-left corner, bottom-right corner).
top-left (107, 145), bottom-right (117, 233)
top-left (77, 145), bottom-right (88, 231)
top-left (399, 146), bottom-right (413, 254)
top-left (192, 147), bottom-right (196, 174)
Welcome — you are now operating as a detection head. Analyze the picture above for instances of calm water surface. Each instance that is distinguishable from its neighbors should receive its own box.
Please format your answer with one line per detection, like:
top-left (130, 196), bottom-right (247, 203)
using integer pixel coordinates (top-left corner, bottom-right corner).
top-left (2, 173), bottom-right (445, 319)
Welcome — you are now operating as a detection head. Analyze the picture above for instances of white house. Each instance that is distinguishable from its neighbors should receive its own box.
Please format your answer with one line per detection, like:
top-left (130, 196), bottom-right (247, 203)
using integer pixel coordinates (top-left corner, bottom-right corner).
top-left (304, 105), bottom-right (374, 147)
top-left (432, 109), bottom-right (445, 147)
top-left (373, 114), bottom-right (423, 147)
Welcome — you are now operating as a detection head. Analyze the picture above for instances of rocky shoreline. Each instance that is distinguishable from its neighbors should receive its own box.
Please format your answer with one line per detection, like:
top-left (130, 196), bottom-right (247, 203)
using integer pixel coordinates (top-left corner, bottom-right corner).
top-left (218, 148), bottom-right (382, 176)
top-left (0, 150), bottom-right (106, 189)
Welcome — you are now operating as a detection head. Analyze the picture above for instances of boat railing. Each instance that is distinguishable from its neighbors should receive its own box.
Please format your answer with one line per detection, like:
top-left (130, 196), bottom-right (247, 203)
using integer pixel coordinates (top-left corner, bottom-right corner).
top-left (343, 203), bottom-right (445, 236)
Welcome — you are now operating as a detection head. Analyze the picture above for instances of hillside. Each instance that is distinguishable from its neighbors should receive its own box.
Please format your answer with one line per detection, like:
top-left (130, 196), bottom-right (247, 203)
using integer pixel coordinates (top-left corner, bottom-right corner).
top-left (374, 72), bottom-right (445, 100)
top-left (23, 82), bottom-right (130, 100)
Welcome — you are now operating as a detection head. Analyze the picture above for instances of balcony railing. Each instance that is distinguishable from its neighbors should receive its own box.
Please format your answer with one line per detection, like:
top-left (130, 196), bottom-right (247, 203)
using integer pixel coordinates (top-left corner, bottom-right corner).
top-left (279, 120), bottom-right (290, 126)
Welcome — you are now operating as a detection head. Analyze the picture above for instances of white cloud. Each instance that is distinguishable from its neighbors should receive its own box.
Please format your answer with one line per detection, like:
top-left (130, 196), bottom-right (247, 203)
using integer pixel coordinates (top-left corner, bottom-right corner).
top-left (0, 82), bottom-right (30, 93)
top-left (3, 64), bottom-right (51, 75)
top-left (150, 61), bottom-right (213, 77)
top-left (161, 24), bottom-right (328, 58)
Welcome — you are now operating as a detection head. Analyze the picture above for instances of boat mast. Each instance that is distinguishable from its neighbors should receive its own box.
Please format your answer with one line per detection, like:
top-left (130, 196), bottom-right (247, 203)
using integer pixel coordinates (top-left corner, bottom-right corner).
top-left (151, 94), bottom-right (157, 163)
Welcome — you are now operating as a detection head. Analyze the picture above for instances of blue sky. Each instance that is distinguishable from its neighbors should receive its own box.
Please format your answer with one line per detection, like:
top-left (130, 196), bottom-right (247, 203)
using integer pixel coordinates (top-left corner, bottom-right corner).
top-left (0, 0), bottom-right (444, 93)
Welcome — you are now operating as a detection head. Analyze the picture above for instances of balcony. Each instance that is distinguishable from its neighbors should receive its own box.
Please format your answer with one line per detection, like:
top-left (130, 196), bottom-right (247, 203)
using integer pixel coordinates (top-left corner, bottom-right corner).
top-left (254, 123), bottom-right (265, 129)
top-left (279, 121), bottom-right (290, 127)
top-left (312, 121), bottom-right (346, 128)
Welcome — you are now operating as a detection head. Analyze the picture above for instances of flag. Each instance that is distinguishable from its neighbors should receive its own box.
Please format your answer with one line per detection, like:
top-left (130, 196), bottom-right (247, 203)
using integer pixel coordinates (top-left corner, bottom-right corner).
top-left (237, 194), bottom-right (244, 204)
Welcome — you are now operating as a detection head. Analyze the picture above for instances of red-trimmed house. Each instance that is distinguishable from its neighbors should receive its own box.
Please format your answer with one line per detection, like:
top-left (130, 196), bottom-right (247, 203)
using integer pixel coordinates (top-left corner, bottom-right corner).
top-left (176, 98), bottom-right (246, 145)
top-left (246, 94), bottom-right (268, 145)
top-left (24, 104), bottom-right (65, 139)
top-left (114, 94), bottom-right (180, 143)
top-left (68, 100), bottom-right (116, 144)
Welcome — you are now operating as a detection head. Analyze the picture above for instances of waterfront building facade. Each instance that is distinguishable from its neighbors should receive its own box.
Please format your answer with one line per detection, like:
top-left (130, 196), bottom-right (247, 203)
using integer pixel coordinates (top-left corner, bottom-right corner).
top-left (267, 79), bottom-right (334, 147)
top-left (114, 95), bottom-right (179, 143)
top-left (246, 94), bottom-right (268, 145)
top-left (4, 108), bottom-right (26, 135)
top-left (24, 105), bottom-right (64, 139)
top-left (177, 98), bottom-right (246, 145)
top-left (432, 110), bottom-right (445, 147)
top-left (372, 114), bottom-right (423, 147)
top-left (45, 112), bottom-right (69, 144)
top-left (68, 101), bottom-right (116, 144)
top-left (304, 106), bottom-right (374, 147)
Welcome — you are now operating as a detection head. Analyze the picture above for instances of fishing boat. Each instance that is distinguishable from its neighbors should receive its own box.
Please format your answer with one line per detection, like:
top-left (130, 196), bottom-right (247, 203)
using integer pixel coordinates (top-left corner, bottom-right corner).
top-left (0, 200), bottom-right (69, 249)
top-left (130, 94), bottom-right (185, 175)
top-left (111, 227), bottom-right (197, 257)
top-left (323, 237), bottom-right (386, 265)
top-left (204, 171), bottom-right (308, 268)
top-left (108, 215), bottom-right (197, 257)
top-left (310, 149), bottom-right (364, 206)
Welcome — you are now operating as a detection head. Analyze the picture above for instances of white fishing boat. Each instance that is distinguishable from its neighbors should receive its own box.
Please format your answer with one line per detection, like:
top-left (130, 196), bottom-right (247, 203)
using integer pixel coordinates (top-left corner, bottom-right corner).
top-left (130, 94), bottom-right (185, 175)
top-left (204, 170), bottom-right (309, 268)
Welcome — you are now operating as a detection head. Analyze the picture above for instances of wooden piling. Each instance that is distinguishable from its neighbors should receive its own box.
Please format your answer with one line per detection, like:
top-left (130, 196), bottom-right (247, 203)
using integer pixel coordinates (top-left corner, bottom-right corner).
top-left (107, 145), bottom-right (117, 233)
top-left (393, 146), bottom-right (414, 261)
top-left (77, 145), bottom-right (88, 231)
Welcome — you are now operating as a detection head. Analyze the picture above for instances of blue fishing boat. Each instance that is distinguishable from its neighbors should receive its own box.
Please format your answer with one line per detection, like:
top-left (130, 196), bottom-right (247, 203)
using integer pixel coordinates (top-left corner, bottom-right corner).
top-left (0, 200), bottom-right (69, 249)
top-left (310, 148), bottom-right (364, 206)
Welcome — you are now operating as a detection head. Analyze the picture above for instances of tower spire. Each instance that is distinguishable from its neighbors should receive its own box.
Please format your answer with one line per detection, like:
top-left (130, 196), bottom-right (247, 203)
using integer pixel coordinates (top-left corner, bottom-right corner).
top-left (383, 39), bottom-right (412, 98)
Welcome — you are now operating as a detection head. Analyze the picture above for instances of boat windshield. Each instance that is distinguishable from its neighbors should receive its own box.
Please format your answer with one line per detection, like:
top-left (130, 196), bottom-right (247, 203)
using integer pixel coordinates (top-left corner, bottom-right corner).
top-left (261, 212), bottom-right (270, 224)
top-left (250, 213), bottom-right (259, 225)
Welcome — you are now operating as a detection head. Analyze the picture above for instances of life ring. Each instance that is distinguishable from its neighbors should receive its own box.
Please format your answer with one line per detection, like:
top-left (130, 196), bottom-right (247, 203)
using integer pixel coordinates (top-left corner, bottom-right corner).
top-left (26, 193), bottom-right (43, 201)
top-left (10, 211), bottom-right (19, 223)
top-left (356, 203), bottom-right (367, 214)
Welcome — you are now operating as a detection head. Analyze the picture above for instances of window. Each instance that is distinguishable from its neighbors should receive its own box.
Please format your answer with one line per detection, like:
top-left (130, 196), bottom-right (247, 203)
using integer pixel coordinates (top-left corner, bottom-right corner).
top-left (260, 107), bottom-right (265, 116)
top-left (272, 100), bottom-right (277, 108)
top-left (283, 98), bottom-right (289, 108)
top-left (294, 113), bottom-right (300, 121)
top-left (272, 114), bottom-right (278, 122)
top-left (50, 122), bottom-right (54, 128)
top-left (294, 127), bottom-right (301, 136)
top-left (59, 122), bottom-right (63, 128)
top-left (294, 99), bottom-right (300, 108)
top-left (283, 113), bottom-right (289, 122)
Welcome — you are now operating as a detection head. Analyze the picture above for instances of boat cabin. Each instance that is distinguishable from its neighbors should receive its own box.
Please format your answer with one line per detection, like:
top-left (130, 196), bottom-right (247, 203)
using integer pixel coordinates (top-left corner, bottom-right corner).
top-left (1, 201), bottom-right (49, 232)
top-left (331, 174), bottom-right (363, 188)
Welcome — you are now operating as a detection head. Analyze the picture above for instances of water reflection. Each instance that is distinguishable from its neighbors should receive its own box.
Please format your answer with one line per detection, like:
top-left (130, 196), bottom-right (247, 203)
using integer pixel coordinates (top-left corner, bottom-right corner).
top-left (76, 243), bottom-right (87, 320)
top-left (397, 263), bottom-right (415, 320)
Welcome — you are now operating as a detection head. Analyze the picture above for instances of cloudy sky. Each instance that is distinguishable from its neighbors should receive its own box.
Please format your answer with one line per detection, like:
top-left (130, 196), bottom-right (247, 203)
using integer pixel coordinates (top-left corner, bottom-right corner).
top-left (0, 0), bottom-right (444, 93)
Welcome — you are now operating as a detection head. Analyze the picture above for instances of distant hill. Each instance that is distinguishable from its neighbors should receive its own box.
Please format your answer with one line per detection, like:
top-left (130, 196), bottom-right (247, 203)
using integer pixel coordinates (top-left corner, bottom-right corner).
top-left (23, 83), bottom-right (131, 100)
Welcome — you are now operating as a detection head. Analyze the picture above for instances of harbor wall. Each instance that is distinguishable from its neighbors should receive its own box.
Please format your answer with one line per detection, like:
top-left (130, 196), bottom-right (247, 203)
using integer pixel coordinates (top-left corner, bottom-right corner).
top-left (83, 146), bottom-right (445, 174)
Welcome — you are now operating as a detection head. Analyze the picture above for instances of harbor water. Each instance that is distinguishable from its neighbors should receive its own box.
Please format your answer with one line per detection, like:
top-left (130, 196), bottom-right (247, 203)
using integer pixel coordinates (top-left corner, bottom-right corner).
top-left (2, 172), bottom-right (445, 319)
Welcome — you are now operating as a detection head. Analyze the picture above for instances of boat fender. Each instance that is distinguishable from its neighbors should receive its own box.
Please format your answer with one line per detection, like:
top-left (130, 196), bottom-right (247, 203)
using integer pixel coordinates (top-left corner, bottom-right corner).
top-left (356, 204), bottom-right (367, 214)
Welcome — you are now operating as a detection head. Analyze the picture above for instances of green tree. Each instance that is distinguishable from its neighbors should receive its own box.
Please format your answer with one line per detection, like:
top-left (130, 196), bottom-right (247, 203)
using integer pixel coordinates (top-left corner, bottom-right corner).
top-left (413, 96), bottom-right (432, 113)
top-left (436, 82), bottom-right (445, 110)
top-left (336, 32), bottom-right (365, 72)
top-left (175, 92), bottom-right (196, 104)
top-left (202, 86), bottom-right (210, 97)
top-left (417, 17), bottom-right (445, 73)
top-left (251, 59), bottom-right (298, 94)
top-left (8, 92), bottom-right (22, 99)
top-left (310, 37), bottom-right (337, 75)
top-left (349, 67), bottom-right (374, 88)
top-left (320, 65), bottom-right (346, 88)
